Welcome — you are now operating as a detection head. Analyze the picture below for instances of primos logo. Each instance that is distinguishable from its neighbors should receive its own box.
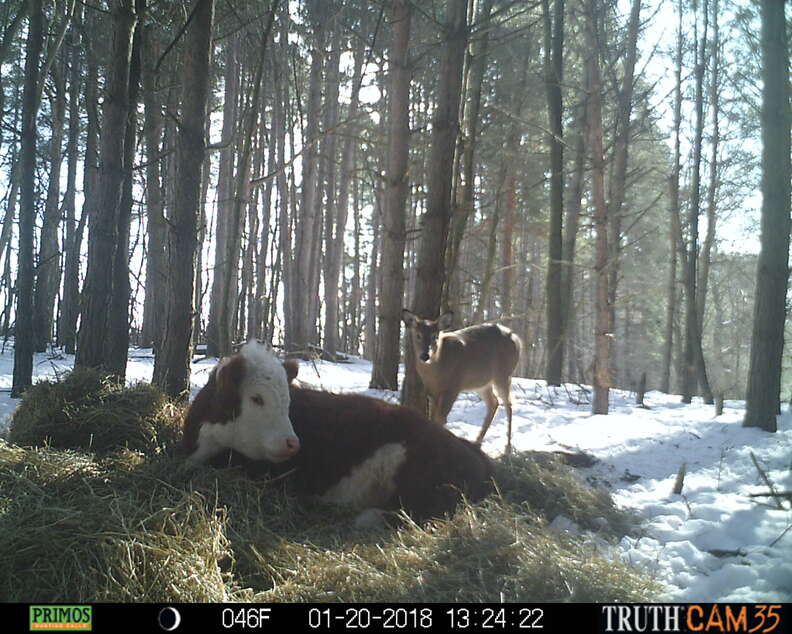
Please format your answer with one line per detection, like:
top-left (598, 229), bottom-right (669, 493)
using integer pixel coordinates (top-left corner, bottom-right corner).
top-left (29, 606), bottom-right (92, 631)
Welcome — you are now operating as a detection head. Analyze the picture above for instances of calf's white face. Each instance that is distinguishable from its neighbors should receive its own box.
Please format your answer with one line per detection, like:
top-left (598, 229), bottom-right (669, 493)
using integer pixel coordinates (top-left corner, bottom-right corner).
top-left (194, 342), bottom-right (300, 463)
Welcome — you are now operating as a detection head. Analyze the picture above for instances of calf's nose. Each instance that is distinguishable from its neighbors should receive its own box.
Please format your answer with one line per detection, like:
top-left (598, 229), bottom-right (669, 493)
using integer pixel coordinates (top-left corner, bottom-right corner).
top-left (285, 435), bottom-right (300, 455)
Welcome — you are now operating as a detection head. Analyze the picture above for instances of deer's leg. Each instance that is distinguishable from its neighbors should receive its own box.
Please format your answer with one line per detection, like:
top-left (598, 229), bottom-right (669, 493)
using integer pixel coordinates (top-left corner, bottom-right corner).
top-left (493, 377), bottom-right (514, 454)
top-left (475, 385), bottom-right (499, 445)
top-left (433, 388), bottom-right (459, 426)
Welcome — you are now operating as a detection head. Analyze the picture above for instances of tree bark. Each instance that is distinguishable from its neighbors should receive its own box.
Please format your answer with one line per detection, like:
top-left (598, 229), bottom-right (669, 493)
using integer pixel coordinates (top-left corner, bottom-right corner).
top-left (58, 13), bottom-right (84, 353)
top-left (152, 0), bottom-right (214, 398)
top-left (76, 0), bottom-right (137, 371)
top-left (542, 0), bottom-right (565, 386)
top-left (33, 60), bottom-right (66, 352)
top-left (681, 0), bottom-right (713, 404)
top-left (662, 0), bottom-right (684, 394)
top-left (585, 0), bottom-right (610, 415)
top-left (743, 0), bottom-right (790, 432)
top-left (105, 0), bottom-right (143, 378)
top-left (205, 35), bottom-right (239, 356)
top-left (445, 0), bottom-right (494, 315)
top-left (370, 0), bottom-right (412, 390)
top-left (11, 0), bottom-right (43, 396)
top-left (290, 0), bottom-right (326, 354)
top-left (140, 23), bottom-right (167, 350)
top-left (401, 0), bottom-right (467, 412)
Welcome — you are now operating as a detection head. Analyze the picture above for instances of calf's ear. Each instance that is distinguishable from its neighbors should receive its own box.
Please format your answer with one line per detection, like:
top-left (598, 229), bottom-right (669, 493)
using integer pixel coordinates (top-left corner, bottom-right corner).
top-left (283, 359), bottom-right (299, 383)
top-left (216, 354), bottom-right (246, 406)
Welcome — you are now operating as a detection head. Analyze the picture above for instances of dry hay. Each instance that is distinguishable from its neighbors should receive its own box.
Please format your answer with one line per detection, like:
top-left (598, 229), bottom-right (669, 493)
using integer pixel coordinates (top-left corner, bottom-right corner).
top-left (0, 374), bottom-right (657, 603)
top-left (7, 367), bottom-right (182, 455)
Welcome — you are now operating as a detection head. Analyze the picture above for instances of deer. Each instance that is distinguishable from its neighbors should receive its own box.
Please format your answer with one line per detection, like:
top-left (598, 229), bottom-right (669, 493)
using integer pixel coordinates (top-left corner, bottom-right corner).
top-left (402, 309), bottom-right (522, 453)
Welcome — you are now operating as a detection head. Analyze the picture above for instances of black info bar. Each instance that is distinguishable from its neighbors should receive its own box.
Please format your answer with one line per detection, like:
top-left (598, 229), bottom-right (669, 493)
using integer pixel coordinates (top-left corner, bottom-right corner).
top-left (7, 602), bottom-right (791, 634)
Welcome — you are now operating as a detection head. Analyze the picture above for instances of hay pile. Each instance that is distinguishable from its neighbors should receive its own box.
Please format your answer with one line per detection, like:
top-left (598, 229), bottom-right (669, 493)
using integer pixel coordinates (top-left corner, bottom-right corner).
top-left (7, 368), bottom-right (181, 455)
top-left (0, 374), bottom-right (658, 603)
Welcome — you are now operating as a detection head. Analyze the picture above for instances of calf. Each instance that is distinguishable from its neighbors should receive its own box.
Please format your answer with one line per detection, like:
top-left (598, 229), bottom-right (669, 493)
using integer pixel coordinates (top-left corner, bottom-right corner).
top-left (181, 342), bottom-right (493, 525)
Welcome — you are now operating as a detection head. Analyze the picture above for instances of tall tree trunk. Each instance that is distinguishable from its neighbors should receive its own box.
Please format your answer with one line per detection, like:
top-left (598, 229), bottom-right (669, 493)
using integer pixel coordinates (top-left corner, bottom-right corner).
top-left (76, 0), bottom-right (137, 371)
top-left (33, 61), bottom-right (66, 352)
top-left (153, 0), bottom-right (214, 398)
top-left (253, 109), bottom-right (277, 341)
top-left (106, 0), bottom-right (143, 378)
top-left (290, 0), bottom-right (326, 354)
top-left (218, 6), bottom-right (277, 356)
top-left (445, 0), bottom-right (494, 315)
top-left (474, 199), bottom-right (502, 323)
top-left (743, 0), bottom-right (790, 432)
top-left (140, 23), bottom-right (167, 350)
top-left (58, 14), bottom-right (84, 353)
top-left (561, 89), bottom-right (587, 373)
top-left (585, 0), bottom-right (610, 415)
top-left (275, 45), bottom-right (292, 347)
top-left (662, 0), bottom-right (684, 394)
top-left (11, 0), bottom-right (43, 396)
top-left (206, 35), bottom-right (239, 356)
top-left (605, 0), bottom-right (641, 388)
top-left (371, 0), bottom-right (411, 390)
top-left (401, 0), bottom-right (467, 412)
top-left (542, 0), bottom-right (565, 386)
top-left (697, 0), bottom-right (719, 337)
top-left (320, 22), bottom-right (343, 359)
top-left (500, 173), bottom-right (516, 321)
top-left (681, 0), bottom-right (713, 404)
top-left (364, 205), bottom-right (380, 362)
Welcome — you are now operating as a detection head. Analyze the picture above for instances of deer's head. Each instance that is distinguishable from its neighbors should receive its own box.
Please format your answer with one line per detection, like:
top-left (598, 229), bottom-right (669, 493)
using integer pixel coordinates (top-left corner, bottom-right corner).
top-left (402, 309), bottom-right (454, 362)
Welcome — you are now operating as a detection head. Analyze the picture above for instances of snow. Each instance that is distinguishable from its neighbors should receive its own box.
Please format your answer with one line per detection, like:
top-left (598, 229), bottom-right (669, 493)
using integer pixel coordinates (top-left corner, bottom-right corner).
top-left (1, 344), bottom-right (790, 603)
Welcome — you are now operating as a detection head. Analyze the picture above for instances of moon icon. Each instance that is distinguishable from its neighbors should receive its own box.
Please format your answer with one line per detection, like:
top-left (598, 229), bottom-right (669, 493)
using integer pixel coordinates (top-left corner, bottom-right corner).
top-left (158, 607), bottom-right (182, 631)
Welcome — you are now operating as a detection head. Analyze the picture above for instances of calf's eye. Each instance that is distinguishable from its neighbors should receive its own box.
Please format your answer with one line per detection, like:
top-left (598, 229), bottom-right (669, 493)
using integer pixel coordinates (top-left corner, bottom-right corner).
top-left (251, 395), bottom-right (265, 406)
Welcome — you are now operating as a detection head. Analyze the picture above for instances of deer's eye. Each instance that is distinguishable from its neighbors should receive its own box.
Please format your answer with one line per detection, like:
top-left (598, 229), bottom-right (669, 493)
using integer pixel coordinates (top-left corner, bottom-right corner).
top-left (251, 395), bottom-right (264, 406)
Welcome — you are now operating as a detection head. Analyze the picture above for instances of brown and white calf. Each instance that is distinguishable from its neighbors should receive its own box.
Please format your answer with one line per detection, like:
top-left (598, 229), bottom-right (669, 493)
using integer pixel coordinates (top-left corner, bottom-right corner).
top-left (181, 341), bottom-right (493, 525)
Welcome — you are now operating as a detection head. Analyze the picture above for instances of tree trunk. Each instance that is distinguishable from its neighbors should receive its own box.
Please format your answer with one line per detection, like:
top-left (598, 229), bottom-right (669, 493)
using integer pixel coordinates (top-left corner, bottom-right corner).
top-left (401, 0), bottom-right (467, 412)
top-left (445, 0), bottom-right (494, 315)
top-left (662, 0), bottom-right (685, 394)
top-left (290, 0), bottom-right (326, 354)
top-left (106, 0), bottom-right (143, 378)
top-left (743, 0), bottom-right (790, 432)
top-left (697, 0), bottom-right (719, 338)
top-left (585, 0), bottom-right (610, 415)
top-left (140, 24), bottom-right (167, 350)
top-left (76, 0), bottom-right (137, 371)
top-left (152, 0), bottom-right (214, 398)
top-left (605, 0), bottom-right (641, 389)
top-left (206, 35), bottom-right (239, 356)
top-left (33, 61), bottom-right (66, 352)
top-left (58, 14), bottom-right (84, 353)
top-left (370, 0), bottom-right (411, 389)
top-left (542, 0), bottom-right (565, 386)
top-left (364, 205), bottom-right (380, 362)
top-left (11, 0), bottom-right (43, 396)
top-left (320, 22), bottom-right (343, 359)
top-left (561, 89), bottom-right (587, 374)
top-left (681, 0), bottom-right (713, 404)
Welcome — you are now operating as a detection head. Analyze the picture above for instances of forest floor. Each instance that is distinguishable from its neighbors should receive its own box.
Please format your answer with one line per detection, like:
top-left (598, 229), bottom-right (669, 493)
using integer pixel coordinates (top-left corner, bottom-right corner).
top-left (0, 344), bottom-right (790, 602)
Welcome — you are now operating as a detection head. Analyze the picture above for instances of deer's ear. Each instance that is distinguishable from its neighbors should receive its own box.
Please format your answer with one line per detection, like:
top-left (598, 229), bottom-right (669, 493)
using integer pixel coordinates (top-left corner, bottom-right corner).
top-left (437, 311), bottom-right (454, 331)
top-left (402, 309), bottom-right (418, 328)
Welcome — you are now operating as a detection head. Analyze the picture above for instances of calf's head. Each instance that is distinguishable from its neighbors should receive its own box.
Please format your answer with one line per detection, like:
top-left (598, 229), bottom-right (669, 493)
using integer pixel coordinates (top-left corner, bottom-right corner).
top-left (402, 309), bottom-right (454, 362)
top-left (184, 341), bottom-right (300, 463)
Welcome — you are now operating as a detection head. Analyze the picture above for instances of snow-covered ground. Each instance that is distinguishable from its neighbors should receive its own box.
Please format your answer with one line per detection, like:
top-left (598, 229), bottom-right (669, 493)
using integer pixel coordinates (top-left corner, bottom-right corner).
top-left (1, 344), bottom-right (790, 602)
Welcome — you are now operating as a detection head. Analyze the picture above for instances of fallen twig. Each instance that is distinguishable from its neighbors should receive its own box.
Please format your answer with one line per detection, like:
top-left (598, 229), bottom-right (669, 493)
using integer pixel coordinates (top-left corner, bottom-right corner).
top-left (750, 451), bottom-right (784, 510)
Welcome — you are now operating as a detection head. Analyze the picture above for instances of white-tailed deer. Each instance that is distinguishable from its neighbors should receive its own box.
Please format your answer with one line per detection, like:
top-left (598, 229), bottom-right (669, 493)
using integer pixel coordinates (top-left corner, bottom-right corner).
top-left (402, 310), bottom-right (522, 452)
